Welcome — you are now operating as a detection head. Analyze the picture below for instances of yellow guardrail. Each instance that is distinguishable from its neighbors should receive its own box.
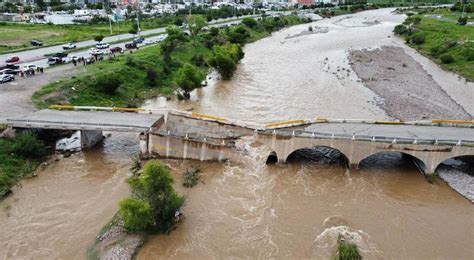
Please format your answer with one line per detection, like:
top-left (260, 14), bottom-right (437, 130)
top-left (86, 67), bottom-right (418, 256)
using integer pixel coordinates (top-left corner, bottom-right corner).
top-left (432, 119), bottom-right (474, 125)
top-left (191, 112), bottom-right (229, 123)
top-left (112, 107), bottom-right (145, 112)
top-left (265, 119), bottom-right (306, 128)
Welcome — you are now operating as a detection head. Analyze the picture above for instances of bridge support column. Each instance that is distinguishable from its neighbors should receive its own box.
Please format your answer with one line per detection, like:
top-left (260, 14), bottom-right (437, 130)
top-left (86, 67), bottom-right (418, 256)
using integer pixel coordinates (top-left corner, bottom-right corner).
top-left (80, 130), bottom-right (103, 149)
top-left (139, 133), bottom-right (150, 159)
top-left (349, 163), bottom-right (359, 171)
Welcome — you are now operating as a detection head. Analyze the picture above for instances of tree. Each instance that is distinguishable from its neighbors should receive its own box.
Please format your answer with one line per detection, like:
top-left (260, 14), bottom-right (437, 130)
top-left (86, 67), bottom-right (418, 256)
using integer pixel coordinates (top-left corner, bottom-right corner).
top-left (175, 63), bottom-right (205, 99)
top-left (207, 43), bottom-right (244, 80)
top-left (119, 198), bottom-right (154, 232)
top-left (125, 160), bottom-right (185, 232)
top-left (187, 15), bottom-right (207, 46)
top-left (226, 26), bottom-right (250, 44)
top-left (94, 35), bottom-right (104, 42)
top-left (161, 26), bottom-right (187, 64)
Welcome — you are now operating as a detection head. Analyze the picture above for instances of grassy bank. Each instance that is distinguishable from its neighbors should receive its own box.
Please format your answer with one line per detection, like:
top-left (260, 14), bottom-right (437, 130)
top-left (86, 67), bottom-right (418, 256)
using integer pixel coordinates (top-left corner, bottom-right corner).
top-left (394, 14), bottom-right (474, 81)
top-left (33, 15), bottom-right (306, 108)
top-left (0, 133), bottom-right (48, 199)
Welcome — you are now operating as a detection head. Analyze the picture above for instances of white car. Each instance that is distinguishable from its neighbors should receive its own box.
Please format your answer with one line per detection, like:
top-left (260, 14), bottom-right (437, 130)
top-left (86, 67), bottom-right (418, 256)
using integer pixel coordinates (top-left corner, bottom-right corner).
top-left (22, 64), bottom-right (37, 71)
top-left (96, 43), bottom-right (110, 49)
top-left (62, 43), bottom-right (76, 50)
top-left (89, 48), bottom-right (104, 55)
top-left (0, 74), bottom-right (15, 83)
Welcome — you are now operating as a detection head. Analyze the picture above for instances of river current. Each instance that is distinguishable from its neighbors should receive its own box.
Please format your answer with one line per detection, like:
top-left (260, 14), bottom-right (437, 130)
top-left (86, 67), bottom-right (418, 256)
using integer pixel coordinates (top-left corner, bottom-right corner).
top-left (0, 8), bottom-right (472, 260)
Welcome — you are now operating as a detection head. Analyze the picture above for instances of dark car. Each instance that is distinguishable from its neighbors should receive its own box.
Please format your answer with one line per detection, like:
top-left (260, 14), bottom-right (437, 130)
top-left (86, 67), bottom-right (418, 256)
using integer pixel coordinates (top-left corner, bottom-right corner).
top-left (110, 46), bottom-right (123, 53)
top-left (31, 40), bottom-right (43, 46)
top-left (125, 42), bottom-right (137, 49)
top-left (5, 56), bottom-right (19, 63)
top-left (0, 68), bottom-right (19, 75)
top-left (133, 37), bottom-right (144, 44)
top-left (0, 74), bottom-right (15, 83)
top-left (53, 52), bottom-right (68, 58)
top-left (6, 64), bottom-right (19, 70)
top-left (47, 57), bottom-right (64, 66)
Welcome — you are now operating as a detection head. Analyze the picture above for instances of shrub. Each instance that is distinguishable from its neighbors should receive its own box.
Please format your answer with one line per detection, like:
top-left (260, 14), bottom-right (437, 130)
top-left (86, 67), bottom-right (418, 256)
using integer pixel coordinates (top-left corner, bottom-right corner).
top-left (430, 45), bottom-right (447, 57)
top-left (119, 198), bottom-right (154, 232)
top-left (227, 25), bottom-right (250, 44)
top-left (207, 43), bottom-right (244, 80)
top-left (209, 27), bottom-right (219, 37)
top-left (125, 160), bottom-right (184, 232)
top-left (458, 16), bottom-right (467, 26)
top-left (95, 74), bottom-right (122, 95)
top-left (13, 133), bottom-right (47, 159)
top-left (242, 17), bottom-right (257, 28)
top-left (125, 56), bottom-right (135, 67)
top-left (393, 24), bottom-right (407, 35)
top-left (183, 168), bottom-right (201, 188)
top-left (465, 49), bottom-right (474, 61)
top-left (94, 35), bottom-right (104, 42)
top-left (175, 63), bottom-right (205, 98)
top-left (440, 53), bottom-right (454, 64)
top-left (146, 68), bottom-right (158, 85)
top-left (191, 53), bottom-right (206, 66)
top-left (335, 235), bottom-right (362, 260)
top-left (410, 34), bottom-right (425, 45)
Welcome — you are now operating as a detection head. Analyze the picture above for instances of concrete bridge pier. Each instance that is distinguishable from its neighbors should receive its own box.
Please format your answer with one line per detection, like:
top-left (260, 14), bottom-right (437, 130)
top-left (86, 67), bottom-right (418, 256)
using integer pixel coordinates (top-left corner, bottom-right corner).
top-left (139, 133), bottom-right (150, 158)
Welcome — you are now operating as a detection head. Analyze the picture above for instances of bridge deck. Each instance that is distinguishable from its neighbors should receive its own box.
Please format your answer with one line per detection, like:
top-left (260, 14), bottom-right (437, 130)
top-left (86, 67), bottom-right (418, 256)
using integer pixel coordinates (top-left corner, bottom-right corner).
top-left (296, 122), bottom-right (474, 142)
top-left (7, 110), bottom-right (163, 133)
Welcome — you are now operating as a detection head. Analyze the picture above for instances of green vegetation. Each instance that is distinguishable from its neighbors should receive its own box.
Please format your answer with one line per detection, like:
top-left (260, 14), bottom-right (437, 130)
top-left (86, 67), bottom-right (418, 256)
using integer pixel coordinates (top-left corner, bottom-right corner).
top-left (119, 160), bottom-right (184, 233)
top-left (0, 133), bottom-right (48, 199)
top-left (335, 235), bottom-right (362, 260)
top-left (183, 167), bottom-right (201, 188)
top-left (394, 14), bottom-right (474, 81)
top-left (33, 15), bottom-right (306, 107)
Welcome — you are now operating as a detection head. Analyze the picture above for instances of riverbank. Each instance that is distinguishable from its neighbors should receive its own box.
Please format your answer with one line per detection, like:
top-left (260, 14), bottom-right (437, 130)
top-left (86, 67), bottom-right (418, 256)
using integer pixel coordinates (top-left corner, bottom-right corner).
top-left (32, 16), bottom-right (307, 108)
top-left (393, 13), bottom-right (474, 81)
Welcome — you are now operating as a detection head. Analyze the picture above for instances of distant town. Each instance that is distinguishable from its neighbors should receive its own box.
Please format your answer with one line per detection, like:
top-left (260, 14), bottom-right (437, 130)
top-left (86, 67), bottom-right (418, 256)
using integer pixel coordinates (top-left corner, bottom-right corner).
top-left (1, 0), bottom-right (345, 24)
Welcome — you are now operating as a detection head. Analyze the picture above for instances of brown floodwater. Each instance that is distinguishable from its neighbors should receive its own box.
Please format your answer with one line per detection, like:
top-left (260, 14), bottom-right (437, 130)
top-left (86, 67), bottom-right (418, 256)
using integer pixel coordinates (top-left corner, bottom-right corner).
top-left (1, 8), bottom-right (472, 260)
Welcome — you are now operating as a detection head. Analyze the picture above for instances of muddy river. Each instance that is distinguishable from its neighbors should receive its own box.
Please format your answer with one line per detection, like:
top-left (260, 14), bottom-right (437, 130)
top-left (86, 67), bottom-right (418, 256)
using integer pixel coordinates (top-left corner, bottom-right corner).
top-left (1, 8), bottom-right (473, 260)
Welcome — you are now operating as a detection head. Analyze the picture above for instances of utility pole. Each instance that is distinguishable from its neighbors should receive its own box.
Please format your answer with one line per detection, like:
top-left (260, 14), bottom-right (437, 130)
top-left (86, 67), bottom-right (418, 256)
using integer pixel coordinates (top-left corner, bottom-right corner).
top-left (136, 2), bottom-right (141, 37)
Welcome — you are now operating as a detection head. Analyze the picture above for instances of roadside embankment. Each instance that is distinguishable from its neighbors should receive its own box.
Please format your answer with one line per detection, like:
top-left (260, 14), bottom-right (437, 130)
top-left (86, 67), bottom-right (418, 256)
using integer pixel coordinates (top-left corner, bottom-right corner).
top-left (348, 46), bottom-right (472, 121)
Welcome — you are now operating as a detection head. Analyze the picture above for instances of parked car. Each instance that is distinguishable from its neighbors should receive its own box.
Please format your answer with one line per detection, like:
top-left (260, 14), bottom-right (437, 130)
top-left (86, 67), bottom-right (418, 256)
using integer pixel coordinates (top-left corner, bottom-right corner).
top-left (0, 68), bottom-right (19, 75)
top-left (5, 56), bottom-right (19, 63)
top-left (53, 52), bottom-right (68, 58)
top-left (31, 40), bottom-right (43, 46)
top-left (96, 43), bottom-right (110, 49)
top-left (110, 46), bottom-right (123, 53)
top-left (133, 37), bottom-right (144, 44)
top-left (89, 48), bottom-right (104, 55)
top-left (125, 42), bottom-right (137, 49)
top-left (0, 74), bottom-right (15, 83)
top-left (5, 64), bottom-right (19, 70)
top-left (62, 43), bottom-right (76, 50)
top-left (22, 64), bottom-right (38, 71)
top-left (47, 57), bottom-right (63, 65)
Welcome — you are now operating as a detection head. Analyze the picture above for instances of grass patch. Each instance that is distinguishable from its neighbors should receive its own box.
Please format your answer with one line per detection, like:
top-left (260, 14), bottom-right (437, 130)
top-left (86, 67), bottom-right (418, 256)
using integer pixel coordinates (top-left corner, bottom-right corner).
top-left (183, 167), bottom-right (201, 188)
top-left (0, 133), bottom-right (48, 199)
top-left (335, 235), bottom-right (362, 260)
top-left (395, 15), bottom-right (474, 81)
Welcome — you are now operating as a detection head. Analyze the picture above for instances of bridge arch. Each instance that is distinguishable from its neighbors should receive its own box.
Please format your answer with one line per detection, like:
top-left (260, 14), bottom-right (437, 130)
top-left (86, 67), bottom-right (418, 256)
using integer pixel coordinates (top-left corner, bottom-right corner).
top-left (358, 151), bottom-right (427, 173)
top-left (433, 155), bottom-right (474, 175)
top-left (285, 146), bottom-right (350, 167)
top-left (266, 151), bottom-right (278, 164)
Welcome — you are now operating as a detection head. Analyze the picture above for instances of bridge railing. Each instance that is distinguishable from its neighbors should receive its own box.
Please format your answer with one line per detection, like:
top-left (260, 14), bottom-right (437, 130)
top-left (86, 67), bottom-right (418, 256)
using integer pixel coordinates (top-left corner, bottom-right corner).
top-left (6, 119), bottom-right (152, 132)
top-left (259, 129), bottom-right (474, 147)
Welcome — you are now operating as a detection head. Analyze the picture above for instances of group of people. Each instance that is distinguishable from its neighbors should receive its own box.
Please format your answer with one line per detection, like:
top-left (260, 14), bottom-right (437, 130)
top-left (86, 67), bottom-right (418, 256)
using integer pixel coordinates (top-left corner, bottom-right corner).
top-left (19, 67), bottom-right (43, 77)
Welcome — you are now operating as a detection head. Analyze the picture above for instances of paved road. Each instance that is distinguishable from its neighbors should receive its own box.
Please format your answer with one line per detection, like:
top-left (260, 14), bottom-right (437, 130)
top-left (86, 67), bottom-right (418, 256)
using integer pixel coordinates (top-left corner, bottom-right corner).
top-left (0, 14), bottom-right (273, 66)
top-left (296, 122), bottom-right (474, 142)
top-left (6, 110), bottom-right (164, 132)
